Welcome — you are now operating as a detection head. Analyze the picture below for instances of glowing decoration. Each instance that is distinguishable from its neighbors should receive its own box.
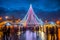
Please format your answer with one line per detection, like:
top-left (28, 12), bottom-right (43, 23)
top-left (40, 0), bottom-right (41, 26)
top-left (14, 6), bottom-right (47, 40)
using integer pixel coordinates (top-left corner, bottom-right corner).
top-left (5, 16), bottom-right (9, 19)
top-left (56, 20), bottom-right (60, 25)
top-left (0, 17), bottom-right (2, 20)
top-left (6, 22), bottom-right (11, 26)
top-left (20, 4), bottom-right (43, 27)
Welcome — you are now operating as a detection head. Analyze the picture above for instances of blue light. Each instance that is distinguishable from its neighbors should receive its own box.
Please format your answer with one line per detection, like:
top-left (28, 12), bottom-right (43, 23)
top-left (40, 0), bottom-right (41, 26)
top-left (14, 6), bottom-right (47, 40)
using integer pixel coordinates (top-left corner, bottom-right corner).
top-left (6, 22), bottom-right (11, 26)
top-left (49, 21), bottom-right (55, 25)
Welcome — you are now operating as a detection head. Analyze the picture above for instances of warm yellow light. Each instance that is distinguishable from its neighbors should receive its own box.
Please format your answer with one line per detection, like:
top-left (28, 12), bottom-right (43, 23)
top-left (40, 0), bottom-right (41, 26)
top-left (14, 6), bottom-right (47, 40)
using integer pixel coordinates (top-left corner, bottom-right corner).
top-left (17, 32), bottom-right (21, 36)
top-left (56, 20), bottom-right (60, 25)
top-left (0, 17), bottom-right (2, 20)
top-left (23, 21), bottom-right (26, 27)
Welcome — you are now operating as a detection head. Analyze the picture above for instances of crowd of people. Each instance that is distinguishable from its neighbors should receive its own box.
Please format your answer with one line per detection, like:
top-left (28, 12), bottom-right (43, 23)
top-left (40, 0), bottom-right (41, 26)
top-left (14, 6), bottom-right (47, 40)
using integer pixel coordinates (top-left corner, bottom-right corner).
top-left (0, 24), bottom-right (59, 40)
top-left (46, 26), bottom-right (58, 40)
top-left (0, 25), bottom-right (19, 40)
top-left (0, 25), bottom-right (45, 40)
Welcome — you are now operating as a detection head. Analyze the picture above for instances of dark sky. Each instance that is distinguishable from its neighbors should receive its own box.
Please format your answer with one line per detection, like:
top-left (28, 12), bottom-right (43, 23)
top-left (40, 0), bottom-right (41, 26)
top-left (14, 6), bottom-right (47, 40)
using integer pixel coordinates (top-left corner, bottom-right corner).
top-left (0, 0), bottom-right (60, 20)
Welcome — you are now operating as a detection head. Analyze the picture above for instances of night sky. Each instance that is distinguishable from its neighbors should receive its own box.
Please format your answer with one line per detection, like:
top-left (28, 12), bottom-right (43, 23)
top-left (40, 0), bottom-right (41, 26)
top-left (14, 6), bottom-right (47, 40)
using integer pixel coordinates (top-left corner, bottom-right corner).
top-left (0, 0), bottom-right (60, 21)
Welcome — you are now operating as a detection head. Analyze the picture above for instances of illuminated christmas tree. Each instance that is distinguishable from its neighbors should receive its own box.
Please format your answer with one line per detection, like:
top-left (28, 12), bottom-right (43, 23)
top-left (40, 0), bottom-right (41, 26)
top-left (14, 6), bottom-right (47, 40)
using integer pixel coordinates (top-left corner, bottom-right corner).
top-left (20, 4), bottom-right (43, 27)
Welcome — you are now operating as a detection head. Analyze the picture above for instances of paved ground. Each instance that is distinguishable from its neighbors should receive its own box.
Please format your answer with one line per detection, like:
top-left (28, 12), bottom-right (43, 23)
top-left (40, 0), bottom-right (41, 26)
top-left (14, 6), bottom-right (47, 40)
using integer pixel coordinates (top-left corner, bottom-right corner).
top-left (0, 30), bottom-right (46, 40)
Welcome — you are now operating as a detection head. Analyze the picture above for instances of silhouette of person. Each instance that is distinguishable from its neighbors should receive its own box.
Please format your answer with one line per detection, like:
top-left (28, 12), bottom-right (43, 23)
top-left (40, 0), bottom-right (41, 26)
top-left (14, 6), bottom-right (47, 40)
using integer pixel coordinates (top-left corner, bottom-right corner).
top-left (2, 25), bottom-right (8, 40)
top-left (7, 26), bottom-right (10, 40)
top-left (49, 27), bottom-right (55, 40)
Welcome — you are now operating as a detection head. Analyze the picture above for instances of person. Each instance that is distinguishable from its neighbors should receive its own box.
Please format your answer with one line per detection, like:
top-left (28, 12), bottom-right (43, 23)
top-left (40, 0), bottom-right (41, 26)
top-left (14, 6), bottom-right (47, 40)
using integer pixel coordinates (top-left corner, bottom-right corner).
top-left (49, 27), bottom-right (55, 40)
top-left (7, 26), bottom-right (10, 40)
top-left (46, 27), bottom-right (48, 40)
top-left (2, 25), bottom-right (8, 40)
top-left (0, 27), bottom-right (3, 40)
